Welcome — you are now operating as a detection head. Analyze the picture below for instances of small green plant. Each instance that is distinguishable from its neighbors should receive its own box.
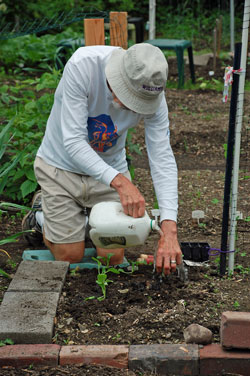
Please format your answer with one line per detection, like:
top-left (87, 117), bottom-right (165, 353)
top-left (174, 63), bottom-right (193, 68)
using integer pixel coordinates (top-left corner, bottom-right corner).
top-left (0, 338), bottom-right (14, 347)
top-left (6, 258), bottom-right (17, 270)
top-left (240, 252), bottom-right (247, 257)
top-left (235, 264), bottom-right (250, 275)
top-left (95, 271), bottom-right (114, 301)
top-left (84, 254), bottom-right (139, 301)
top-left (112, 333), bottom-right (121, 341)
top-left (233, 300), bottom-right (240, 309)
top-left (69, 267), bottom-right (80, 277)
top-left (198, 222), bottom-right (206, 229)
top-left (211, 198), bottom-right (219, 204)
top-left (84, 253), bottom-right (115, 301)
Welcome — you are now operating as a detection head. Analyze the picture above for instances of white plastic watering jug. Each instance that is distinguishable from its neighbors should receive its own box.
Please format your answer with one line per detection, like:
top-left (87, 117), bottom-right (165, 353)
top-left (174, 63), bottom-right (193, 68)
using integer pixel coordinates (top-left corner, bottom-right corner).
top-left (89, 201), bottom-right (159, 249)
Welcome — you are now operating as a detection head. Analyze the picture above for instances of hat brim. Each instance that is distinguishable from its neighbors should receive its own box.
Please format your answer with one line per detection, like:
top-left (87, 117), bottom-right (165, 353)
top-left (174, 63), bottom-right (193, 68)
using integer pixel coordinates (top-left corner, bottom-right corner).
top-left (105, 48), bottom-right (163, 115)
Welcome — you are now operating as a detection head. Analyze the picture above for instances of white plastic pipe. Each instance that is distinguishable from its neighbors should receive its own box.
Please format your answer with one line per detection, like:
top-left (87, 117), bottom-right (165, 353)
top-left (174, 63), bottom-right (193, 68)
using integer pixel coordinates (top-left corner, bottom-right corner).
top-left (149, 0), bottom-right (156, 40)
top-left (228, 0), bottom-right (250, 273)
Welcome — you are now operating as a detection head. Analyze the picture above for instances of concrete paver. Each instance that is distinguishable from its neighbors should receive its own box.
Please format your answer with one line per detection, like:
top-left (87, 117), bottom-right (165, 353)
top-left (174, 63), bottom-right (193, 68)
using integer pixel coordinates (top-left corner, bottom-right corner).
top-left (129, 344), bottom-right (199, 375)
top-left (8, 260), bottom-right (69, 293)
top-left (0, 291), bottom-right (59, 344)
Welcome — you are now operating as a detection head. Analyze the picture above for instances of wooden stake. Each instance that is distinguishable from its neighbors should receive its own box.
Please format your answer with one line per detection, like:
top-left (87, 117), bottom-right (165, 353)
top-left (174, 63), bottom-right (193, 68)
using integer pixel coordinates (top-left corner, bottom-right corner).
top-left (84, 19), bottom-right (105, 46)
top-left (110, 12), bottom-right (128, 49)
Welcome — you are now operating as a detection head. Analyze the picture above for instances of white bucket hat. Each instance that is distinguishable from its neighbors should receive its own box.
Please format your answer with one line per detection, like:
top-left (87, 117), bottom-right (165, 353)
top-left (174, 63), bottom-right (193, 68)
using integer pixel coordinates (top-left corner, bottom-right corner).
top-left (105, 43), bottom-right (168, 115)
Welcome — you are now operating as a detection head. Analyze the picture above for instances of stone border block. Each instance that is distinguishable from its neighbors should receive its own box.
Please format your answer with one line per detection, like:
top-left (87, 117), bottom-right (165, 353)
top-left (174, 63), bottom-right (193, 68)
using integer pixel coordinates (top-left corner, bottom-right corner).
top-left (129, 344), bottom-right (199, 375)
top-left (200, 344), bottom-right (250, 376)
top-left (59, 345), bottom-right (129, 368)
top-left (8, 260), bottom-right (69, 293)
top-left (221, 311), bottom-right (250, 349)
top-left (0, 344), bottom-right (60, 367)
top-left (0, 291), bottom-right (59, 344)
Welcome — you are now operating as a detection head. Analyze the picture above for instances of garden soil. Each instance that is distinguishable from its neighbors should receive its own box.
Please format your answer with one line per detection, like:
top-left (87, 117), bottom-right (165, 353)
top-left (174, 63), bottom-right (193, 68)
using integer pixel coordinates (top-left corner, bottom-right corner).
top-left (0, 57), bottom-right (249, 376)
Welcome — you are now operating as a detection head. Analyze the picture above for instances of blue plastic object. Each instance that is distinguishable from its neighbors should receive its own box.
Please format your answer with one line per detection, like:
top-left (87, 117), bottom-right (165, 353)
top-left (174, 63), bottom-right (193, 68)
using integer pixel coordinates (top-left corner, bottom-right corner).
top-left (22, 248), bottom-right (130, 270)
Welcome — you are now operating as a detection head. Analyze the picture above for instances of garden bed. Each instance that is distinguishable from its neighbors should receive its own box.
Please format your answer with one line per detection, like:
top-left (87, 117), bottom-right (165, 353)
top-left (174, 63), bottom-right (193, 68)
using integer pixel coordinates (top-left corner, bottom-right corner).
top-left (0, 60), bottom-right (250, 375)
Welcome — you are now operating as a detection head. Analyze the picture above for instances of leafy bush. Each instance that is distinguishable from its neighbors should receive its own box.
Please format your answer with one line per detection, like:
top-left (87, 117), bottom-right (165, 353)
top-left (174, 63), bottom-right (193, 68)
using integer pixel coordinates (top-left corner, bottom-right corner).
top-left (0, 28), bottom-right (82, 71)
top-left (0, 68), bottom-right (61, 201)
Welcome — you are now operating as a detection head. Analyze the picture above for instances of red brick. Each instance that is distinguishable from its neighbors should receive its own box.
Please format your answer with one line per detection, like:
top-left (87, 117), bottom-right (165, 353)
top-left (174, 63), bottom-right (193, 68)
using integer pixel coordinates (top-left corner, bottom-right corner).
top-left (221, 311), bottom-right (250, 349)
top-left (0, 344), bottom-right (60, 367)
top-left (60, 345), bottom-right (129, 368)
top-left (200, 344), bottom-right (250, 376)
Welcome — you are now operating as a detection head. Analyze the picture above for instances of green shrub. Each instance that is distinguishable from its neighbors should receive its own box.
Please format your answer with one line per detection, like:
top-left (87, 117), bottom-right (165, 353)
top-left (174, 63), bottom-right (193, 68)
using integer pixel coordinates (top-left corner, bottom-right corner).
top-left (0, 69), bottom-right (61, 201)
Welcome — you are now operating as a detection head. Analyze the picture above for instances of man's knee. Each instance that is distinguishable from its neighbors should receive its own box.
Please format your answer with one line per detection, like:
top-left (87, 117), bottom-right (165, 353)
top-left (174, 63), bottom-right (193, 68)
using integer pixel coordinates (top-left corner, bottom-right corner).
top-left (44, 237), bottom-right (85, 263)
top-left (97, 247), bottom-right (124, 265)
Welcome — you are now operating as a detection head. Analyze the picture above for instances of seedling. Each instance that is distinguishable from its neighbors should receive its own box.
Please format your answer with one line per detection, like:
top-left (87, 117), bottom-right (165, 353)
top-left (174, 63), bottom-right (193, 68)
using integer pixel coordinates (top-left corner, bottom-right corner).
top-left (112, 333), bottom-right (121, 341)
top-left (95, 272), bottom-right (113, 301)
top-left (0, 338), bottom-right (14, 347)
top-left (198, 222), bottom-right (206, 229)
top-left (233, 300), bottom-right (240, 309)
top-left (84, 254), bottom-right (140, 302)
top-left (70, 267), bottom-right (80, 277)
top-left (211, 198), bottom-right (219, 204)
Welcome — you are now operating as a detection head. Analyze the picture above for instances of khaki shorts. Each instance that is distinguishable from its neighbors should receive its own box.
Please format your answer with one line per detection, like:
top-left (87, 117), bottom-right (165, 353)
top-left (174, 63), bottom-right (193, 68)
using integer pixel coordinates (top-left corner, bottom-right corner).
top-left (34, 157), bottom-right (130, 244)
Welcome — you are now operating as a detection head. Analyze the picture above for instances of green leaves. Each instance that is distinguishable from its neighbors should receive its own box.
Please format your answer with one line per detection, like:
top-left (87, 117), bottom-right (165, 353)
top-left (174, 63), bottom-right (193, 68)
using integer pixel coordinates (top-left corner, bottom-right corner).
top-left (0, 230), bottom-right (34, 246)
top-left (0, 269), bottom-right (12, 279)
top-left (20, 180), bottom-right (38, 198)
top-left (0, 338), bottom-right (14, 347)
top-left (0, 67), bottom-right (61, 200)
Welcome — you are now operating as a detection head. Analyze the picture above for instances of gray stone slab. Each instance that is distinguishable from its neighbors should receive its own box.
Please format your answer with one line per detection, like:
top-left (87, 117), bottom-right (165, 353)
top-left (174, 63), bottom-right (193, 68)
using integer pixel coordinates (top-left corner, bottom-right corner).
top-left (129, 344), bottom-right (199, 375)
top-left (8, 260), bottom-right (69, 293)
top-left (184, 53), bottom-right (214, 66)
top-left (0, 291), bottom-right (59, 344)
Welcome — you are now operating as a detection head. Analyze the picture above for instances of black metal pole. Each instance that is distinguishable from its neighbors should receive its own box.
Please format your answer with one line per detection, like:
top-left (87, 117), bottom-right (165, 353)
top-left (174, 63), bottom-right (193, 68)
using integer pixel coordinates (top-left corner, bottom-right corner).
top-left (220, 42), bottom-right (242, 276)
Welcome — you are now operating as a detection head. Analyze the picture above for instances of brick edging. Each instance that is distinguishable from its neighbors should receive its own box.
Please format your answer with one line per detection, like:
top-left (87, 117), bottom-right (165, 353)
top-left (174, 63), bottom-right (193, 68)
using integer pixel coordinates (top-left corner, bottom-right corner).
top-left (1, 343), bottom-right (250, 375)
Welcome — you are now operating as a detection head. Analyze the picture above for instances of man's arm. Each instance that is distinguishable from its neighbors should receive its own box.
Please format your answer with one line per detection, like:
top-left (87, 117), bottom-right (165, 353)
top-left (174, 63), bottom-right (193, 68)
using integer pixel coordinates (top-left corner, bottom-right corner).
top-left (144, 96), bottom-right (180, 274)
top-left (155, 220), bottom-right (182, 275)
top-left (110, 173), bottom-right (145, 218)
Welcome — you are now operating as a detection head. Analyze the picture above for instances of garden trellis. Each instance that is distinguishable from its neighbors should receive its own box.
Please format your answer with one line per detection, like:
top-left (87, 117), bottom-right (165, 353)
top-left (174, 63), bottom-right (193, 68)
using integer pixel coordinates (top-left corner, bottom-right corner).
top-left (220, 0), bottom-right (250, 275)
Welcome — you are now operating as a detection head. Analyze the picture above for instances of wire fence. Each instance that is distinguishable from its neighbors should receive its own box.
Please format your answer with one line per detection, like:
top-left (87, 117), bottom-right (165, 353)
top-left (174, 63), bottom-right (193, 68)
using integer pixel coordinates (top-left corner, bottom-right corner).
top-left (0, 8), bottom-right (108, 40)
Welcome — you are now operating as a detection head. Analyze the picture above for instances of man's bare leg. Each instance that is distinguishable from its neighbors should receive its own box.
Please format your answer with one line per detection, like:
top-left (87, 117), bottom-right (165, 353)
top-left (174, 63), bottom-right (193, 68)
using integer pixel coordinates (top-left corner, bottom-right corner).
top-left (44, 236), bottom-right (85, 263)
top-left (96, 247), bottom-right (124, 265)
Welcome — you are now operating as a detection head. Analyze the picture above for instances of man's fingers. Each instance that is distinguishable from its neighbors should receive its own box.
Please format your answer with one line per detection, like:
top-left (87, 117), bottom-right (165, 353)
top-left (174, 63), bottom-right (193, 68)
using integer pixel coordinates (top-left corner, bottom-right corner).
top-left (176, 252), bottom-right (183, 265)
top-left (122, 197), bottom-right (145, 218)
top-left (138, 201), bottom-right (145, 217)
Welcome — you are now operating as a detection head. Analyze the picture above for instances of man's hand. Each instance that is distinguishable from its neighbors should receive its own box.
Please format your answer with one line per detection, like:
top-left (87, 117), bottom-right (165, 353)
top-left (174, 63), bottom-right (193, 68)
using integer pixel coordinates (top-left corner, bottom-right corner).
top-left (110, 173), bottom-right (145, 218)
top-left (155, 220), bottom-right (182, 275)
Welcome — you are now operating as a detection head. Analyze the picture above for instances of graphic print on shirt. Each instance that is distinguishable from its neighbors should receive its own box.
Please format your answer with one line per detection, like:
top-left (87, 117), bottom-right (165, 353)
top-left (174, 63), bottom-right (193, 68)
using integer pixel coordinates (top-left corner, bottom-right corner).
top-left (87, 114), bottom-right (119, 152)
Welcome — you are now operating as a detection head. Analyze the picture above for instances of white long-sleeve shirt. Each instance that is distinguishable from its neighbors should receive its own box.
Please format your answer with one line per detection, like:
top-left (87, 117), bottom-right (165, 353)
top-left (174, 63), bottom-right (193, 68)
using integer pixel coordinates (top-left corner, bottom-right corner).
top-left (37, 45), bottom-right (178, 222)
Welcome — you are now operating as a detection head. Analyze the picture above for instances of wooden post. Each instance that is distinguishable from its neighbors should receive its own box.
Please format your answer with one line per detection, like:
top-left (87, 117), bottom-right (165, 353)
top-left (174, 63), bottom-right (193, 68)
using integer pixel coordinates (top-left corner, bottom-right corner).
top-left (109, 12), bottom-right (128, 49)
top-left (84, 19), bottom-right (105, 46)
